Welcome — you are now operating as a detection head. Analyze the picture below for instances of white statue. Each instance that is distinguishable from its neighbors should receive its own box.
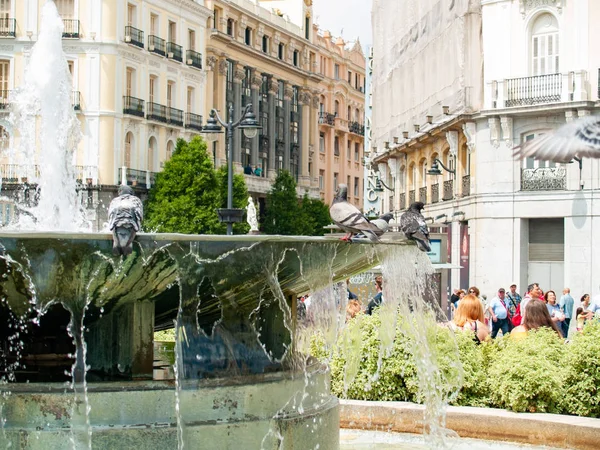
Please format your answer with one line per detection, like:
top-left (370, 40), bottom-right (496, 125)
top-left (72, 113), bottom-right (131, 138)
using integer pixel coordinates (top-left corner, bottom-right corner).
top-left (246, 196), bottom-right (259, 232)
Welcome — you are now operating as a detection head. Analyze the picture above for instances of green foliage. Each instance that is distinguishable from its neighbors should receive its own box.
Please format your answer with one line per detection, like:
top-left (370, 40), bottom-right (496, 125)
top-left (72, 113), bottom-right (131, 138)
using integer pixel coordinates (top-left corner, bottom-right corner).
top-left (215, 165), bottom-right (250, 234)
top-left (144, 136), bottom-right (249, 235)
top-left (311, 311), bottom-right (600, 417)
top-left (299, 194), bottom-right (332, 236)
top-left (562, 321), bottom-right (600, 416)
top-left (262, 170), bottom-right (304, 235)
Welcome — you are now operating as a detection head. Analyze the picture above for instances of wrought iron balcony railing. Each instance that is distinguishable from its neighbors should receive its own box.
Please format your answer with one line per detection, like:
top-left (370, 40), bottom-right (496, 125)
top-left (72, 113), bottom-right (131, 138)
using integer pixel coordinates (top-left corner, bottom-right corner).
top-left (0, 90), bottom-right (12, 110)
top-left (186, 50), bottom-right (202, 69)
top-left (125, 26), bottom-right (144, 49)
top-left (521, 167), bottom-right (566, 191)
top-left (349, 121), bottom-right (365, 135)
top-left (431, 183), bottom-right (439, 203)
top-left (167, 106), bottom-right (184, 127)
top-left (123, 96), bottom-right (145, 117)
top-left (443, 180), bottom-right (453, 201)
top-left (72, 91), bottom-right (81, 110)
top-left (409, 189), bottom-right (416, 205)
top-left (118, 167), bottom-right (148, 188)
top-left (148, 35), bottom-right (166, 56)
top-left (185, 112), bottom-right (203, 131)
top-left (505, 73), bottom-right (561, 107)
top-left (62, 19), bottom-right (80, 38)
top-left (318, 112), bottom-right (336, 126)
top-left (0, 18), bottom-right (16, 38)
top-left (462, 175), bottom-right (471, 197)
top-left (167, 42), bottom-right (183, 62)
top-left (147, 102), bottom-right (168, 123)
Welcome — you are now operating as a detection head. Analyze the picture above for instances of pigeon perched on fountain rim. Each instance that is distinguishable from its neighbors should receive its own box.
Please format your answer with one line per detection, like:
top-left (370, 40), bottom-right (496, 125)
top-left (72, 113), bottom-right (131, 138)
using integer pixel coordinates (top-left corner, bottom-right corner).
top-left (108, 185), bottom-right (144, 256)
top-left (329, 183), bottom-right (381, 242)
top-left (512, 115), bottom-right (600, 162)
top-left (399, 201), bottom-right (431, 253)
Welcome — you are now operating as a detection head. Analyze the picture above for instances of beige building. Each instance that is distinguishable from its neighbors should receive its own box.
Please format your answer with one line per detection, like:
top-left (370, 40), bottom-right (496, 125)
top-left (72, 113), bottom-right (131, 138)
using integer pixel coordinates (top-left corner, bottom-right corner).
top-left (0, 0), bottom-right (211, 227)
top-left (205, 0), bottom-right (365, 210)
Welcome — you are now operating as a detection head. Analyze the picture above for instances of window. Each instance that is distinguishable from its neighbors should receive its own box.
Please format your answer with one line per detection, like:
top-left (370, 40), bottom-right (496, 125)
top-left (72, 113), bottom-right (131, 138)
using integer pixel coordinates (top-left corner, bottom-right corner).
top-left (55, 0), bottom-right (74, 19)
top-left (347, 141), bottom-right (351, 160)
top-left (333, 172), bottom-right (338, 190)
top-left (67, 60), bottom-right (74, 86)
top-left (319, 133), bottom-right (325, 153)
top-left (319, 170), bottom-right (325, 190)
top-left (291, 122), bottom-right (298, 145)
top-left (166, 140), bottom-right (174, 160)
top-left (168, 21), bottom-right (176, 43)
top-left (347, 71), bottom-right (352, 83)
top-left (293, 50), bottom-right (299, 67)
top-left (334, 136), bottom-right (339, 156)
top-left (347, 106), bottom-right (351, 120)
top-left (354, 142), bottom-right (360, 161)
top-left (259, 74), bottom-right (269, 137)
top-left (167, 81), bottom-right (175, 107)
top-left (334, 64), bottom-right (339, 80)
top-left (262, 35), bottom-right (269, 53)
top-left (213, 8), bottom-right (219, 30)
top-left (124, 132), bottom-right (133, 167)
top-left (531, 13), bottom-right (559, 75)
top-left (278, 43), bottom-right (284, 60)
top-left (188, 29), bottom-right (196, 51)
top-left (245, 27), bottom-right (252, 46)
top-left (187, 87), bottom-right (194, 111)
top-left (309, 52), bottom-right (316, 72)
top-left (127, 3), bottom-right (136, 26)
top-left (354, 177), bottom-right (359, 197)
top-left (148, 137), bottom-right (157, 172)
top-left (149, 75), bottom-right (157, 103)
top-left (292, 86), bottom-right (299, 112)
top-left (522, 133), bottom-right (557, 168)
top-left (355, 73), bottom-right (360, 89)
top-left (150, 13), bottom-right (158, 35)
top-left (334, 100), bottom-right (339, 116)
top-left (125, 67), bottom-right (134, 96)
top-left (226, 18), bottom-right (234, 36)
top-left (305, 16), bottom-right (310, 40)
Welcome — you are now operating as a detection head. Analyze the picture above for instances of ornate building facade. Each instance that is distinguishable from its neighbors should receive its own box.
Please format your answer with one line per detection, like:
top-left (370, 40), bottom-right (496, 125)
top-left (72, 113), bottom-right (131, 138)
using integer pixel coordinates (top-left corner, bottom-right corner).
top-left (371, 0), bottom-right (600, 305)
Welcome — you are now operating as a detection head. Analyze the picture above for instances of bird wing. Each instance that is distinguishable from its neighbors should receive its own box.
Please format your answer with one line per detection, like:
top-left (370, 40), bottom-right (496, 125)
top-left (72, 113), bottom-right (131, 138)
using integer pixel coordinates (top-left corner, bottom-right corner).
top-left (513, 116), bottom-right (600, 162)
top-left (370, 218), bottom-right (389, 235)
top-left (108, 195), bottom-right (144, 231)
top-left (400, 211), bottom-right (429, 238)
top-left (330, 202), bottom-right (380, 233)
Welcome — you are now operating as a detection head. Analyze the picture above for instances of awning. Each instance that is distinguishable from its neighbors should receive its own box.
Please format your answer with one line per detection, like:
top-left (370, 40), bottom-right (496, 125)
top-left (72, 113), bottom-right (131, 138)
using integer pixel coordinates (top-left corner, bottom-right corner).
top-left (432, 263), bottom-right (463, 270)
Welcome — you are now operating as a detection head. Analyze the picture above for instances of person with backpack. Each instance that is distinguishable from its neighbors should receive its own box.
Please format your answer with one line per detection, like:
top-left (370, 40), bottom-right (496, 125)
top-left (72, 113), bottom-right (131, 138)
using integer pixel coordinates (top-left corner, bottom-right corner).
top-left (506, 282), bottom-right (522, 324)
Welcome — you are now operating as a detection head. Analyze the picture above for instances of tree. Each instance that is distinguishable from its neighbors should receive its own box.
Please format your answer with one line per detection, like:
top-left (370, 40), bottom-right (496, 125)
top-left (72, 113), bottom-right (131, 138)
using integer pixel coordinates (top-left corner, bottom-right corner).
top-left (215, 165), bottom-right (250, 234)
top-left (144, 136), bottom-right (249, 235)
top-left (262, 170), bottom-right (305, 235)
top-left (299, 194), bottom-right (331, 236)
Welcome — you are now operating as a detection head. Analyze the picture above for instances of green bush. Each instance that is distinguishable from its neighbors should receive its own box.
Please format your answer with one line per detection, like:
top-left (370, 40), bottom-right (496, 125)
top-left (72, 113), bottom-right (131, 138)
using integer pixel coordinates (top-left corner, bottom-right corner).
top-left (311, 311), bottom-right (600, 417)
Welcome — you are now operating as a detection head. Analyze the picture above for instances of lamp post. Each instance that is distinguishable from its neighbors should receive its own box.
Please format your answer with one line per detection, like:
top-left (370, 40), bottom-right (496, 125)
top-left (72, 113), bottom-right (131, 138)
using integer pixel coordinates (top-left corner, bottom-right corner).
top-left (426, 158), bottom-right (456, 176)
top-left (202, 102), bottom-right (261, 235)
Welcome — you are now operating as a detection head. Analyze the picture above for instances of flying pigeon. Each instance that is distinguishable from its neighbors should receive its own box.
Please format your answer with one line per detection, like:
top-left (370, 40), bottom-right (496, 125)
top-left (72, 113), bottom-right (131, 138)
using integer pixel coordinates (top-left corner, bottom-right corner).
top-left (108, 185), bottom-right (143, 256)
top-left (399, 202), bottom-right (431, 252)
top-left (356, 212), bottom-right (394, 239)
top-left (513, 115), bottom-right (600, 163)
top-left (330, 184), bottom-right (381, 242)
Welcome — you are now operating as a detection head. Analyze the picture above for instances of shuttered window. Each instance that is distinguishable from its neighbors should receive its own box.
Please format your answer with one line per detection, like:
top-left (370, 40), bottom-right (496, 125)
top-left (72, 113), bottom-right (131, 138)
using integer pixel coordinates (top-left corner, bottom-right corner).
top-left (531, 14), bottom-right (559, 76)
top-left (529, 218), bottom-right (564, 261)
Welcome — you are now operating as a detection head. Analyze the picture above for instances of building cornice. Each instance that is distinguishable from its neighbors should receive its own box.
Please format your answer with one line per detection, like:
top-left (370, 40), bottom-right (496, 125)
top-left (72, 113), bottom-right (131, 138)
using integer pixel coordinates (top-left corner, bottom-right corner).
top-left (146, 0), bottom-right (213, 20)
top-left (478, 101), bottom-right (599, 118)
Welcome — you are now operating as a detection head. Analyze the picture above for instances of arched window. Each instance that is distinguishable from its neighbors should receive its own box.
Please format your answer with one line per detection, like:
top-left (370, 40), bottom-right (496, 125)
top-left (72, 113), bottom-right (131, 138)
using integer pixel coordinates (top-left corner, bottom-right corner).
top-left (347, 105), bottom-right (351, 120)
top-left (334, 100), bottom-right (339, 116)
top-left (531, 13), bottom-right (559, 75)
top-left (124, 132), bottom-right (133, 168)
top-left (148, 136), bottom-right (157, 172)
top-left (166, 140), bottom-right (175, 160)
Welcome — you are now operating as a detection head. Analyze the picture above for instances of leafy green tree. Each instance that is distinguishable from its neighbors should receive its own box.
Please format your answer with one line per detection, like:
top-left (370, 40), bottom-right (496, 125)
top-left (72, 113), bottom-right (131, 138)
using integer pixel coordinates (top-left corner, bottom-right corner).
top-left (215, 165), bottom-right (250, 234)
top-left (144, 136), bottom-right (249, 235)
top-left (262, 170), bottom-right (304, 235)
top-left (299, 194), bottom-right (331, 236)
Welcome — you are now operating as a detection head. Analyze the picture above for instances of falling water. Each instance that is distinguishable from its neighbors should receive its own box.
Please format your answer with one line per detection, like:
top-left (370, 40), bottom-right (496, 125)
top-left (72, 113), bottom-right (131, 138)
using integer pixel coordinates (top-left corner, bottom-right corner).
top-left (6, 0), bottom-right (85, 231)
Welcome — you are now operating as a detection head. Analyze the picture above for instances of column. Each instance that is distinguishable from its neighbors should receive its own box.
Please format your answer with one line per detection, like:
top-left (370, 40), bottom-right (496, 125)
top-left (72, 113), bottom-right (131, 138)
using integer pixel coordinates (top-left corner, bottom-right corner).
top-left (283, 84), bottom-right (292, 171)
top-left (250, 70), bottom-right (261, 167)
top-left (268, 78), bottom-right (278, 179)
top-left (298, 90), bottom-right (311, 188)
top-left (232, 64), bottom-right (245, 167)
top-left (214, 58), bottom-right (229, 167)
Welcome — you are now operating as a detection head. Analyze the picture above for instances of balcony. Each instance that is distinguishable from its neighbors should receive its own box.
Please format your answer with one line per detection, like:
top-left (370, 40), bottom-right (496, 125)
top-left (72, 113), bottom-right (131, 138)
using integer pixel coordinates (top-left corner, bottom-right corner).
top-left (0, 18), bottom-right (16, 38)
top-left (443, 180), bottom-right (453, 201)
top-left (186, 50), bottom-right (202, 70)
top-left (1, 164), bottom-right (40, 183)
top-left (349, 121), bottom-right (365, 136)
top-left (431, 183), bottom-right (439, 203)
top-left (72, 91), bottom-right (81, 110)
top-left (462, 175), bottom-right (470, 197)
top-left (167, 42), bottom-right (183, 62)
top-left (62, 19), bottom-right (80, 38)
top-left (148, 35), bottom-right (166, 57)
top-left (125, 26), bottom-right (144, 49)
top-left (167, 106), bottom-right (184, 127)
top-left (409, 189), bottom-right (416, 205)
top-left (0, 90), bottom-right (12, 110)
top-left (118, 167), bottom-right (154, 189)
top-left (318, 112), bottom-right (336, 126)
top-left (123, 96), bottom-right (145, 117)
top-left (147, 102), bottom-right (167, 123)
top-left (419, 186), bottom-right (427, 204)
top-left (185, 112), bottom-right (203, 131)
top-left (521, 167), bottom-right (566, 191)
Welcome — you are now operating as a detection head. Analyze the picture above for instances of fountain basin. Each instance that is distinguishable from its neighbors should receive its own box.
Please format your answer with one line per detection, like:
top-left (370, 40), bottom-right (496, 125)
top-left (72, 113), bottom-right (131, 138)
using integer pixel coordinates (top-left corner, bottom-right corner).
top-left (339, 400), bottom-right (600, 449)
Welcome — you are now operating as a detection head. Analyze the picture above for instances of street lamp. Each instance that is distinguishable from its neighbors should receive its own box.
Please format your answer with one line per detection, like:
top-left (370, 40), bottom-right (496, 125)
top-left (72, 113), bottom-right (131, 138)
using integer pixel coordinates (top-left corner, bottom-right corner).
top-left (202, 102), bottom-right (261, 235)
top-left (427, 158), bottom-right (456, 176)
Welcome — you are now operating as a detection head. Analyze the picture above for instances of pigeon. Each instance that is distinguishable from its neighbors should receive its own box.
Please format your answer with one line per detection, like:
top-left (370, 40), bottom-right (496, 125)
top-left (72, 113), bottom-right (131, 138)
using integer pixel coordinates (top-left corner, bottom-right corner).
top-left (356, 212), bottom-right (394, 239)
top-left (330, 184), bottom-right (381, 242)
top-left (399, 202), bottom-right (431, 252)
top-left (108, 185), bottom-right (143, 256)
top-left (513, 115), bottom-right (600, 163)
